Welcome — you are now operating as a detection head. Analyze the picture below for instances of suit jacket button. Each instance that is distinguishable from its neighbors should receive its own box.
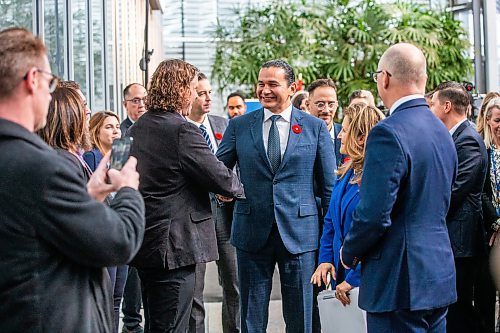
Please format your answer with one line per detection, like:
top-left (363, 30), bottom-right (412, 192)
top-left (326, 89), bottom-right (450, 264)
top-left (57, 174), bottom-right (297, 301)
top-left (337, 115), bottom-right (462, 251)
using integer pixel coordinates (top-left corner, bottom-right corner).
top-left (273, 180), bottom-right (278, 185)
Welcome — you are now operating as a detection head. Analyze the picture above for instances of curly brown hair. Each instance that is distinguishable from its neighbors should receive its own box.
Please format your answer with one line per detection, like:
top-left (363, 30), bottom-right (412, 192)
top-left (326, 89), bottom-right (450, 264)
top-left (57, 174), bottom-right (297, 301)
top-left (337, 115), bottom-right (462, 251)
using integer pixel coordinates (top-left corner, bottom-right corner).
top-left (337, 103), bottom-right (385, 183)
top-left (37, 86), bottom-right (91, 152)
top-left (146, 59), bottom-right (199, 112)
top-left (88, 111), bottom-right (121, 154)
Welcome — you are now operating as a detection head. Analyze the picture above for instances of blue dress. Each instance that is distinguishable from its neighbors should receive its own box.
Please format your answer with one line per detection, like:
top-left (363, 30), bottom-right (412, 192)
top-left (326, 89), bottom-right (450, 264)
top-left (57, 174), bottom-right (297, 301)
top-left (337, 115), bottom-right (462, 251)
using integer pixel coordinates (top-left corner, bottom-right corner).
top-left (318, 168), bottom-right (361, 287)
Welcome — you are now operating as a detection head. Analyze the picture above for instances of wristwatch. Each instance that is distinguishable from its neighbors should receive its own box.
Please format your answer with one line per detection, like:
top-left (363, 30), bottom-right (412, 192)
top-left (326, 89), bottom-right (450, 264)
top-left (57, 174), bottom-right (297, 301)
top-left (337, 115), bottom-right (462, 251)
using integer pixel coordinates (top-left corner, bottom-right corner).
top-left (492, 219), bottom-right (500, 232)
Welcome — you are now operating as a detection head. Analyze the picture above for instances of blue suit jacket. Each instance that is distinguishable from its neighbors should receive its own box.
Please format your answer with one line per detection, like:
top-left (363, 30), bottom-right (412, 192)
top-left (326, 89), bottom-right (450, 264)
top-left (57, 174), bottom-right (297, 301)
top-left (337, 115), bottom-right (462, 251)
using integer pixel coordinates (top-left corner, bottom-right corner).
top-left (216, 107), bottom-right (337, 254)
top-left (319, 168), bottom-right (361, 287)
top-left (82, 147), bottom-right (103, 172)
top-left (341, 98), bottom-right (458, 312)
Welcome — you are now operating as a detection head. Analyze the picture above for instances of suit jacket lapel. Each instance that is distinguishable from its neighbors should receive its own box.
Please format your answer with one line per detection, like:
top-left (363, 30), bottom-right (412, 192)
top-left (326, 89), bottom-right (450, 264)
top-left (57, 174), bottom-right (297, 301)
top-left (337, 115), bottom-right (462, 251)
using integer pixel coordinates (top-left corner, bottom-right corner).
top-left (277, 108), bottom-right (303, 173)
top-left (207, 115), bottom-right (223, 148)
top-left (250, 109), bottom-right (273, 172)
top-left (452, 120), bottom-right (470, 142)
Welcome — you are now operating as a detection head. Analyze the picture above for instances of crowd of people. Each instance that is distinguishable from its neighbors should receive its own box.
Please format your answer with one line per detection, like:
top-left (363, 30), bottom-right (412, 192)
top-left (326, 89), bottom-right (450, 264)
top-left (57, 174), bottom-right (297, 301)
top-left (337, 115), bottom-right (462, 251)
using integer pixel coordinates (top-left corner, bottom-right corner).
top-left (0, 26), bottom-right (499, 333)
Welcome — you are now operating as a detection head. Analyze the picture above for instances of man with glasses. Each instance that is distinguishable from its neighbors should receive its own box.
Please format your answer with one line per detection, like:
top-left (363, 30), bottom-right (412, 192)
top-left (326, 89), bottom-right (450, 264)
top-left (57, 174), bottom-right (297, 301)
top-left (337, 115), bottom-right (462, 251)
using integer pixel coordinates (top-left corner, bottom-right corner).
top-left (340, 43), bottom-right (458, 332)
top-left (306, 79), bottom-right (343, 167)
top-left (0, 27), bottom-right (145, 332)
top-left (121, 83), bottom-right (147, 136)
top-left (120, 83), bottom-right (147, 333)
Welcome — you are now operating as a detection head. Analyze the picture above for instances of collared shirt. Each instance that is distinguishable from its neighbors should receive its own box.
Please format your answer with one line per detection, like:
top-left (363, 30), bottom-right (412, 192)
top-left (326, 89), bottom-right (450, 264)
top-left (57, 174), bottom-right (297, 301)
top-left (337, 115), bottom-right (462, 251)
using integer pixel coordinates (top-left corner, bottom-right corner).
top-left (389, 94), bottom-right (424, 115)
top-left (449, 118), bottom-right (468, 136)
top-left (186, 115), bottom-right (218, 153)
top-left (329, 126), bottom-right (337, 142)
top-left (263, 105), bottom-right (292, 159)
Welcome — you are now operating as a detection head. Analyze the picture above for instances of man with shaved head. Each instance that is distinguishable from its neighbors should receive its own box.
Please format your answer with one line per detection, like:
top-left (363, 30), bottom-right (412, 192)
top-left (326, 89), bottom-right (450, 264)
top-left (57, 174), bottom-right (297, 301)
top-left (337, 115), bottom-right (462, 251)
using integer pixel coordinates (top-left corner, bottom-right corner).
top-left (341, 43), bottom-right (458, 332)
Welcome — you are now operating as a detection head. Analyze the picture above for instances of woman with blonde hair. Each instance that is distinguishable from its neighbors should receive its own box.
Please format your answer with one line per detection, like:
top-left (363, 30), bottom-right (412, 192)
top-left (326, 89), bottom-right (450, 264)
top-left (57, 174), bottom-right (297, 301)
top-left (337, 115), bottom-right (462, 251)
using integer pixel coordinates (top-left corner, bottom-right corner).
top-left (311, 103), bottom-right (385, 306)
top-left (478, 97), bottom-right (500, 333)
top-left (83, 111), bottom-right (121, 170)
top-left (81, 110), bottom-right (124, 333)
top-left (477, 92), bottom-right (500, 136)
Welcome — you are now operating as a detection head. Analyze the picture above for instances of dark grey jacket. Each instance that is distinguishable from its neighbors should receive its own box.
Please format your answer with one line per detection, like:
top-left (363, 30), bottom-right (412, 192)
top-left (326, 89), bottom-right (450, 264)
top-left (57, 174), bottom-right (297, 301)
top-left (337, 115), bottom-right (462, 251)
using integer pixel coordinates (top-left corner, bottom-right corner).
top-left (0, 119), bottom-right (145, 333)
top-left (447, 120), bottom-right (488, 257)
top-left (128, 110), bottom-right (244, 270)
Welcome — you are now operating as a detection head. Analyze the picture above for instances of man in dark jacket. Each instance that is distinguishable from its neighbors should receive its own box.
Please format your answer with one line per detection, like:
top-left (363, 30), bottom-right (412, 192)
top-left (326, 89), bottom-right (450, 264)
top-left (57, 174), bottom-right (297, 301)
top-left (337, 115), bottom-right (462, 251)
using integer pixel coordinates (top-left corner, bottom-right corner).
top-left (0, 28), bottom-right (145, 333)
top-left (430, 81), bottom-right (488, 332)
top-left (129, 59), bottom-right (244, 333)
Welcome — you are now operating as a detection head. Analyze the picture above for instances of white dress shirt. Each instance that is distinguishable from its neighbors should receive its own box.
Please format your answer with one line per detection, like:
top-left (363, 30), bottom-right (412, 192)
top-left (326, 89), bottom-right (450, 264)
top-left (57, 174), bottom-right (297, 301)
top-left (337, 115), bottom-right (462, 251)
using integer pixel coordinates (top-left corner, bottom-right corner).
top-left (449, 118), bottom-right (468, 136)
top-left (186, 115), bottom-right (218, 153)
top-left (262, 105), bottom-right (292, 160)
top-left (389, 94), bottom-right (424, 115)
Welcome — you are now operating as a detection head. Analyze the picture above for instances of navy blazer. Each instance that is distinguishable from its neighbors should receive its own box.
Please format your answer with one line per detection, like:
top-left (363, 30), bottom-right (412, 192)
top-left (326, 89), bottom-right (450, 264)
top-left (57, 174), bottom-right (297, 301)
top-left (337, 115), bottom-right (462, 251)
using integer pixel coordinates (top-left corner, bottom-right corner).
top-left (341, 98), bottom-right (458, 312)
top-left (319, 168), bottom-right (361, 287)
top-left (216, 107), bottom-right (337, 254)
top-left (447, 120), bottom-right (488, 258)
top-left (82, 147), bottom-right (103, 172)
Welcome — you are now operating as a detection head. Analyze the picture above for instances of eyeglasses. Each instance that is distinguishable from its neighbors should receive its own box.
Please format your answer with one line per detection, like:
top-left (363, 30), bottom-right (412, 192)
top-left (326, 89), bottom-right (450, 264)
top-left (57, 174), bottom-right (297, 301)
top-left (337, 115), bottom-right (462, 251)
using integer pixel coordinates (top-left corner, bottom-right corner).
top-left (125, 97), bottom-right (146, 105)
top-left (23, 68), bottom-right (60, 93)
top-left (372, 70), bottom-right (392, 83)
top-left (314, 101), bottom-right (338, 110)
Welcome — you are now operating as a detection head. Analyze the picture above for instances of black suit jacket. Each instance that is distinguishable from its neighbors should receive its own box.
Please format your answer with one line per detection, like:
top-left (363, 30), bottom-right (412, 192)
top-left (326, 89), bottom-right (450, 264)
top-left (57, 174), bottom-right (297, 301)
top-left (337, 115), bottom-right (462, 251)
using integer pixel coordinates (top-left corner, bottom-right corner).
top-left (447, 120), bottom-right (488, 257)
top-left (0, 119), bottom-right (145, 333)
top-left (128, 110), bottom-right (244, 269)
top-left (120, 117), bottom-right (133, 137)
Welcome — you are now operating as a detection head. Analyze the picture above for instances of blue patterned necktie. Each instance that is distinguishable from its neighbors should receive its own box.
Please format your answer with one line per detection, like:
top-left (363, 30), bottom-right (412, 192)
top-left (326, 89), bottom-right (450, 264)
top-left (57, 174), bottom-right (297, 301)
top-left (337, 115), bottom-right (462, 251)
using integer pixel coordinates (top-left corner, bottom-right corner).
top-left (199, 124), bottom-right (214, 153)
top-left (267, 115), bottom-right (281, 173)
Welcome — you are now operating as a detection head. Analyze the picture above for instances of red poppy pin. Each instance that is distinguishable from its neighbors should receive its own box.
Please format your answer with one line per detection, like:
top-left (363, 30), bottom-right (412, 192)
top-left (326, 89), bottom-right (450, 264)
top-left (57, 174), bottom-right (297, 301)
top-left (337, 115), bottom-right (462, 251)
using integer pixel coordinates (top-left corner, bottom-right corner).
top-left (292, 124), bottom-right (301, 134)
top-left (215, 132), bottom-right (223, 140)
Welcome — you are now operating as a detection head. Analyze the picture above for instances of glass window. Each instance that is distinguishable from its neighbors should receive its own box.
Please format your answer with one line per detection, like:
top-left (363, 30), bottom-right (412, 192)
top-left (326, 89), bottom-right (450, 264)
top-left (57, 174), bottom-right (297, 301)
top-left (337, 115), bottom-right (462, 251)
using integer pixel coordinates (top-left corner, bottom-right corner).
top-left (44, 0), bottom-right (66, 78)
top-left (72, 0), bottom-right (88, 95)
top-left (0, 0), bottom-right (33, 31)
top-left (92, 0), bottom-right (105, 111)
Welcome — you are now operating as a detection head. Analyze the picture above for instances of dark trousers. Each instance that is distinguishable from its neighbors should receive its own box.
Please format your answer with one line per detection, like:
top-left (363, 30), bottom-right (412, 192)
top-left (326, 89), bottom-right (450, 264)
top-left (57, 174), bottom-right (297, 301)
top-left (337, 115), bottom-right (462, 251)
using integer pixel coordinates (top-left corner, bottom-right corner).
top-left (367, 307), bottom-right (448, 333)
top-left (213, 200), bottom-right (240, 333)
top-left (237, 225), bottom-right (316, 333)
top-left (107, 265), bottom-right (128, 333)
top-left (474, 255), bottom-right (497, 333)
top-left (447, 257), bottom-right (481, 333)
top-left (190, 263), bottom-right (206, 333)
top-left (122, 266), bottom-right (143, 330)
top-left (138, 265), bottom-right (196, 333)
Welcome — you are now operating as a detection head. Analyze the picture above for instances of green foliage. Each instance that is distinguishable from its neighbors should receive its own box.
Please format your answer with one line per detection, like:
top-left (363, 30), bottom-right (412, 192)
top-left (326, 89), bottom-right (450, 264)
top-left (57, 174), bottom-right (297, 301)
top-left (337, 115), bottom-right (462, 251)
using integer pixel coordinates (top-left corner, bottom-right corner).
top-left (212, 0), bottom-right (472, 106)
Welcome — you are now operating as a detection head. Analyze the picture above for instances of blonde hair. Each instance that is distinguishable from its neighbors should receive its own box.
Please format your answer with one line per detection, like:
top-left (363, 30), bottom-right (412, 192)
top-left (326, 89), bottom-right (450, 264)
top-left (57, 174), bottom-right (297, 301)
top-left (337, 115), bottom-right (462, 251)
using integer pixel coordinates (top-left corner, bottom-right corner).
top-left (146, 59), bottom-right (198, 112)
top-left (337, 103), bottom-right (385, 183)
top-left (482, 97), bottom-right (500, 149)
top-left (88, 111), bottom-right (120, 154)
top-left (477, 92), bottom-right (500, 137)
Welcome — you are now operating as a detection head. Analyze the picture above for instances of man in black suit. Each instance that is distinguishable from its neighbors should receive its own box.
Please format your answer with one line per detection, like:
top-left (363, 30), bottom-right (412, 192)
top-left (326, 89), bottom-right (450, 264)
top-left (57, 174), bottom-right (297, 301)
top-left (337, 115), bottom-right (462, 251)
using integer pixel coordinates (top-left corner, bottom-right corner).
top-left (129, 59), bottom-right (244, 333)
top-left (0, 27), bottom-right (145, 333)
top-left (430, 81), bottom-right (488, 332)
top-left (187, 73), bottom-right (240, 333)
top-left (120, 83), bottom-right (147, 136)
top-left (120, 82), bottom-right (148, 333)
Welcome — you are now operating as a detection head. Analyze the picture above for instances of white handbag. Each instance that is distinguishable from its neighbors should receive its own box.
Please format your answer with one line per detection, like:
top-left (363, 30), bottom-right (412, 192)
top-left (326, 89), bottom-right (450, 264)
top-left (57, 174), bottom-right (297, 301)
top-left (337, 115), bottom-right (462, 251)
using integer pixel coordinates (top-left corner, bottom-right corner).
top-left (317, 274), bottom-right (367, 333)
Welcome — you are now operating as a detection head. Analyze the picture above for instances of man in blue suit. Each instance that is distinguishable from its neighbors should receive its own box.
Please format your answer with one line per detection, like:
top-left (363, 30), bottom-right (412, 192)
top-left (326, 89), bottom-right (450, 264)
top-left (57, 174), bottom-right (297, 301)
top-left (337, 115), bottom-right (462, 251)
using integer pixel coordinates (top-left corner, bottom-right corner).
top-left (217, 60), bottom-right (336, 333)
top-left (341, 43), bottom-right (458, 332)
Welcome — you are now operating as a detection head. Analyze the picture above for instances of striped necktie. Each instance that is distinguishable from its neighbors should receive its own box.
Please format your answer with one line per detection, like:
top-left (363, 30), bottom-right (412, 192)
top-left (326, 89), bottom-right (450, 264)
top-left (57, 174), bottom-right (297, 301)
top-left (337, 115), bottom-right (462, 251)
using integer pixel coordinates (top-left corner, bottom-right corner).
top-left (199, 124), bottom-right (214, 153)
top-left (267, 115), bottom-right (281, 173)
